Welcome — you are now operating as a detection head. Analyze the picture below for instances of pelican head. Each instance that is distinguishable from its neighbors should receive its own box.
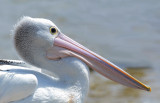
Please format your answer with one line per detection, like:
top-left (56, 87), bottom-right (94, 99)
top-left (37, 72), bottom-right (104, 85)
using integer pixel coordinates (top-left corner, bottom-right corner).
top-left (14, 17), bottom-right (59, 66)
top-left (13, 17), bottom-right (151, 92)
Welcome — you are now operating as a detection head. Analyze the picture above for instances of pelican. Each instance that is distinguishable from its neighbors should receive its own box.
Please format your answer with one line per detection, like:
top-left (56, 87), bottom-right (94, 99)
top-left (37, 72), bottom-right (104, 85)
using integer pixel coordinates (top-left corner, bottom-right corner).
top-left (0, 17), bottom-right (151, 103)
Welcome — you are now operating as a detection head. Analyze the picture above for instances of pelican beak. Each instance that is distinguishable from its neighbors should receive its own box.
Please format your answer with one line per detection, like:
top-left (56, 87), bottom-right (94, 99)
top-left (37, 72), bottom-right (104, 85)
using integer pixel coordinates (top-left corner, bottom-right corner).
top-left (47, 33), bottom-right (151, 92)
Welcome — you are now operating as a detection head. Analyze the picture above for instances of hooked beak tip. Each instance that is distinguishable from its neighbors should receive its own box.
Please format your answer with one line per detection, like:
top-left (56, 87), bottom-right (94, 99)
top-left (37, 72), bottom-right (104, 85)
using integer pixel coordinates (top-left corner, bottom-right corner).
top-left (146, 86), bottom-right (151, 92)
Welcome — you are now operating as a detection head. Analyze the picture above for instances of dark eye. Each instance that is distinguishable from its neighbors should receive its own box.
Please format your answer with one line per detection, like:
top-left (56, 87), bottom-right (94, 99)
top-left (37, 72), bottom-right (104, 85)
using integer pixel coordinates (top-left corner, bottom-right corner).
top-left (50, 27), bottom-right (58, 35)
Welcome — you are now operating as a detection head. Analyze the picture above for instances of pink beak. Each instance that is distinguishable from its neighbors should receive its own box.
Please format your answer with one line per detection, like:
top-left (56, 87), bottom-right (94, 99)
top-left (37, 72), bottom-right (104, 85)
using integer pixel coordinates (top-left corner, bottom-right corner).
top-left (47, 33), bottom-right (151, 91)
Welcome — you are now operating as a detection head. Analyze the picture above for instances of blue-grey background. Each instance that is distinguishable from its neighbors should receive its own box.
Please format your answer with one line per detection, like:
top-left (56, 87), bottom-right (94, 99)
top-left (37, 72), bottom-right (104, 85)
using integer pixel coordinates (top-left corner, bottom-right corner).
top-left (0, 0), bottom-right (159, 103)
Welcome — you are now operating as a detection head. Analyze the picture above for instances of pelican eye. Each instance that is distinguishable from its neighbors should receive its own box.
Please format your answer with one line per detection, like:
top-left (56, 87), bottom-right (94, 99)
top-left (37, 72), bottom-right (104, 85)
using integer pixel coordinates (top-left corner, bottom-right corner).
top-left (50, 27), bottom-right (58, 35)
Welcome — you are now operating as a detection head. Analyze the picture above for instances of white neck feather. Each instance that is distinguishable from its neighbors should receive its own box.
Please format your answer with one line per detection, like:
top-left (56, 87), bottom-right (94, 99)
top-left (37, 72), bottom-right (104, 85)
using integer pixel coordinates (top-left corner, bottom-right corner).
top-left (29, 55), bottom-right (90, 101)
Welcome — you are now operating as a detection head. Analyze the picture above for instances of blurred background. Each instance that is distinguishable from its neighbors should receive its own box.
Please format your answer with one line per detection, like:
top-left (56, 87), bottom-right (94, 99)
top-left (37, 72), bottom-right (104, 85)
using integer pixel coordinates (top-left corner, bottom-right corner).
top-left (0, 0), bottom-right (159, 103)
